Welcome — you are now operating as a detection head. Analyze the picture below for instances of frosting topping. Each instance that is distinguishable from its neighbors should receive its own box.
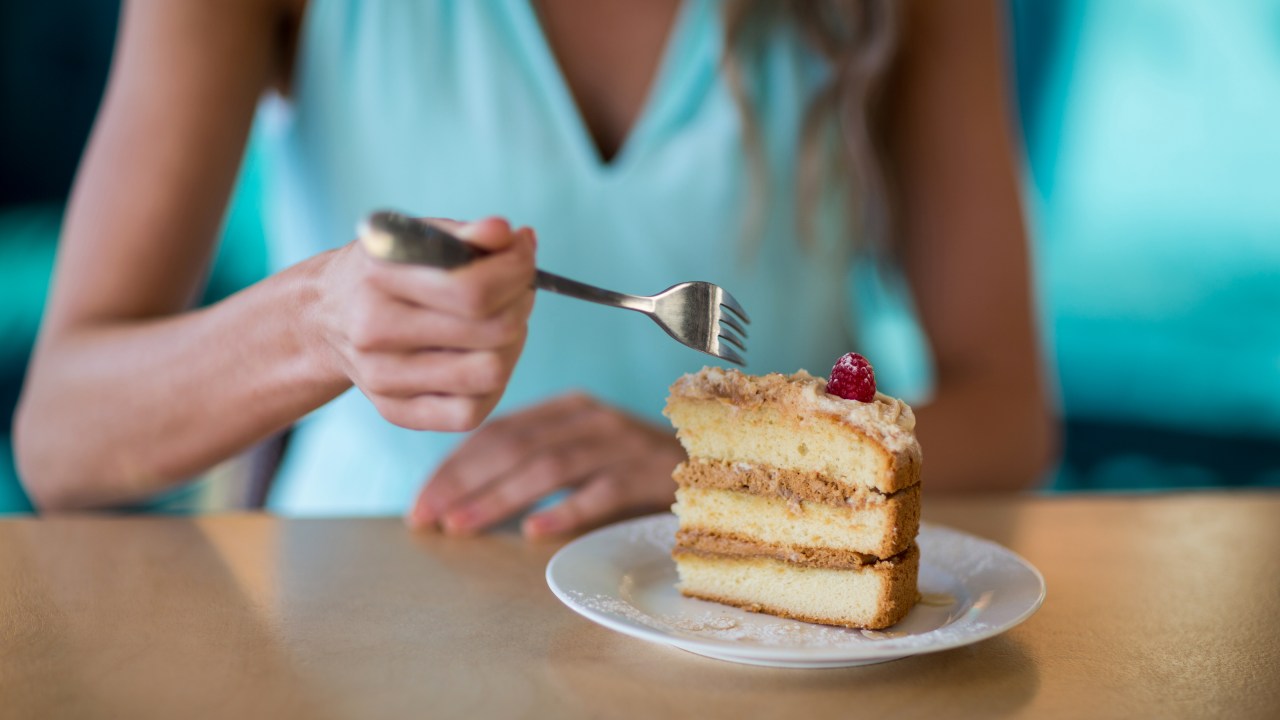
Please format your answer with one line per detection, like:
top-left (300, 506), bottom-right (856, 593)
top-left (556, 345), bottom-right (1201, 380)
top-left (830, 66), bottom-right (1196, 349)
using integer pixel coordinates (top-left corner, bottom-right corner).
top-left (668, 367), bottom-right (920, 452)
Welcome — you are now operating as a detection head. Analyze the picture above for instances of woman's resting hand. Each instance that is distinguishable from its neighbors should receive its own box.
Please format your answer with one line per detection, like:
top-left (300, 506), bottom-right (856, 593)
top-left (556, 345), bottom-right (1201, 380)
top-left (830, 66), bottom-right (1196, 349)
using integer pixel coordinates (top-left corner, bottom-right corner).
top-left (409, 392), bottom-right (684, 538)
top-left (319, 217), bottom-right (536, 432)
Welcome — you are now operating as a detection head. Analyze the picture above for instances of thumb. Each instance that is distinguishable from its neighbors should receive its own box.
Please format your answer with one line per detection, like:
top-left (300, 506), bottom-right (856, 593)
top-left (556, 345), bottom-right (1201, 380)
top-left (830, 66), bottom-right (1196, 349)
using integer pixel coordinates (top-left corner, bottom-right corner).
top-left (454, 216), bottom-right (516, 253)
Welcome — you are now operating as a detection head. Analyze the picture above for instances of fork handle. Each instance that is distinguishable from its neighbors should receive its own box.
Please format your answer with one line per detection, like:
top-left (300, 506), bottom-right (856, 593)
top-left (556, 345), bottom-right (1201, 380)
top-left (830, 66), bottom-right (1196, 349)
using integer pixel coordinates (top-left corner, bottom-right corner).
top-left (534, 271), bottom-right (654, 313)
top-left (360, 210), bottom-right (655, 314)
top-left (359, 211), bottom-right (485, 268)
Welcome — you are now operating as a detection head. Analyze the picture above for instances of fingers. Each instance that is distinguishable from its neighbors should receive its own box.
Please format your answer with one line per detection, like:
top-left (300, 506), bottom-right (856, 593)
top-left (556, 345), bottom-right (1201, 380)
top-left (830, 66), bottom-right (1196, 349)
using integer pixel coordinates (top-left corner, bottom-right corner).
top-left (406, 393), bottom-right (686, 538)
top-left (348, 292), bottom-right (533, 354)
top-left (331, 215), bottom-right (536, 433)
top-left (409, 393), bottom-right (600, 526)
top-left (369, 393), bottom-right (497, 434)
top-left (366, 218), bottom-right (536, 319)
top-left (522, 474), bottom-right (635, 539)
top-left (436, 435), bottom-right (617, 535)
top-left (358, 348), bottom-right (516, 398)
top-left (456, 217), bottom-right (536, 253)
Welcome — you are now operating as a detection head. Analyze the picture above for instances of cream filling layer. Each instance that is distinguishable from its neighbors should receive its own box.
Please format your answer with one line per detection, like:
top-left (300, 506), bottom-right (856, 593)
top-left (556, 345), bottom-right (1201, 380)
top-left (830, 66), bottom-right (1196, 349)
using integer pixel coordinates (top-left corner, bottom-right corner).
top-left (673, 486), bottom-right (917, 559)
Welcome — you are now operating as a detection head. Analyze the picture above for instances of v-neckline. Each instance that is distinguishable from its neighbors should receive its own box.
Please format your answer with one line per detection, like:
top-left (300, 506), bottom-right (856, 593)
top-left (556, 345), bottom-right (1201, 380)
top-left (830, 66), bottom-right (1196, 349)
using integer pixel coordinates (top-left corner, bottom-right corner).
top-left (510, 0), bottom-right (706, 176)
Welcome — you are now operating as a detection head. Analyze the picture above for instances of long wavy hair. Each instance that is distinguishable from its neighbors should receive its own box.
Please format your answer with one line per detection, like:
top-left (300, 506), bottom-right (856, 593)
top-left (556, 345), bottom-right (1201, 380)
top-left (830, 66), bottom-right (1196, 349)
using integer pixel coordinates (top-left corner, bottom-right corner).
top-left (721, 0), bottom-right (900, 263)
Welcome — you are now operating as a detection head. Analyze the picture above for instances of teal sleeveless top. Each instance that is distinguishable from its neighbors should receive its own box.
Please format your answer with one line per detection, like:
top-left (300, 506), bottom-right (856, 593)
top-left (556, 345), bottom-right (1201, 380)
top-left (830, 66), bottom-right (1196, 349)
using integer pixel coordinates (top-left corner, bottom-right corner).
top-left (257, 0), bottom-right (933, 514)
top-left (1012, 0), bottom-right (1280, 489)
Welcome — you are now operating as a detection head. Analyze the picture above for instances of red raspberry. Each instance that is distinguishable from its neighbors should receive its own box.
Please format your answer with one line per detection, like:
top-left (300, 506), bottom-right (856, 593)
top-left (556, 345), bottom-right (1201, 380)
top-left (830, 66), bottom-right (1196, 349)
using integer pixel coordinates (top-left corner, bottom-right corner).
top-left (827, 352), bottom-right (877, 402)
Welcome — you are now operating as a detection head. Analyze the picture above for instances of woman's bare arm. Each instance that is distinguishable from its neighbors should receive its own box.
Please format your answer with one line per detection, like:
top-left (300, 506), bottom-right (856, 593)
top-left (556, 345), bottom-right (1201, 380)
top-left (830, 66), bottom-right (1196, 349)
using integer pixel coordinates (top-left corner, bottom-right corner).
top-left (887, 0), bottom-right (1057, 491)
top-left (14, 0), bottom-right (313, 510)
top-left (15, 0), bottom-right (536, 510)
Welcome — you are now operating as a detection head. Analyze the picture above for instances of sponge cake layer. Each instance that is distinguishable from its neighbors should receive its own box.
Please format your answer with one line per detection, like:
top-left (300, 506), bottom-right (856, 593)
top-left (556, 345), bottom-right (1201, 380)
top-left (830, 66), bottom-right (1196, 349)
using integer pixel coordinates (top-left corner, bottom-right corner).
top-left (664, 393), bottom-right (920, 494)
top-left (673, 545), bottom-right (920, 630)
top-left (673, 485), bottom-right (919, 559)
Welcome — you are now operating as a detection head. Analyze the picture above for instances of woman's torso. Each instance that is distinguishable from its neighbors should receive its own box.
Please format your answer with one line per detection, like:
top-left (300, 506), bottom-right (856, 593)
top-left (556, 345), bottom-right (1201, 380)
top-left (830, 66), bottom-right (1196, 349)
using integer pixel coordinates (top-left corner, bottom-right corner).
top-left (256, 0), bottom-right (929, 513)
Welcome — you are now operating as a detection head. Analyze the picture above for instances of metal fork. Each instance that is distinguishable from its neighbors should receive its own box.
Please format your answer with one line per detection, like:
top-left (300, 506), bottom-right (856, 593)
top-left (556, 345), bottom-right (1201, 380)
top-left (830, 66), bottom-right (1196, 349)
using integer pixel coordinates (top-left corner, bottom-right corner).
top-left (358, 210), bottom-right (750, 365)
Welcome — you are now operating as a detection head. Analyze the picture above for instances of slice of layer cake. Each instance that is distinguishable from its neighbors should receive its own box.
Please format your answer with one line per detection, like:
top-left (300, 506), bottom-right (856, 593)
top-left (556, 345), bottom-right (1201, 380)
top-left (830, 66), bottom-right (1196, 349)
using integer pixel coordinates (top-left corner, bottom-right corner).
top-left (664, 355), bottom-right (922, 629)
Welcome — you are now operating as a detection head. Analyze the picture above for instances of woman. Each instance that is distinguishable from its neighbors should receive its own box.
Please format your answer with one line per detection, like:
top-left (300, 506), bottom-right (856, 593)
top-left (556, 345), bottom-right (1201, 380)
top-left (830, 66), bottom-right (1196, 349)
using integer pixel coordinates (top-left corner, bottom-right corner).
top-left (15, 0), bottom-right (1053, 533)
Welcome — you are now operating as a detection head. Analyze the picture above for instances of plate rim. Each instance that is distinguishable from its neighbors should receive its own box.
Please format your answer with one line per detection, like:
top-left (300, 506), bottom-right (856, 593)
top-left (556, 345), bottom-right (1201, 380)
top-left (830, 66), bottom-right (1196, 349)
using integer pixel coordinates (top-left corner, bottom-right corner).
top-left (546, 513), bottom-right (1046, 664)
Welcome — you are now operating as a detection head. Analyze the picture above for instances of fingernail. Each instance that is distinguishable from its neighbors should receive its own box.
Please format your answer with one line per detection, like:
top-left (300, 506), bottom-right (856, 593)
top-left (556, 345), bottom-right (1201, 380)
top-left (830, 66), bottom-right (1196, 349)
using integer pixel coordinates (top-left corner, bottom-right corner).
top-left (405, 509), bottom-right (433, 531)
top-left (408, 496), bottom-right (435, 524)
top-left (524, 514), bottom-right (560, 538)
top-left (455, 222), bottom-right (479, 241)
top-left (443, 509), bottom-right (474, 534)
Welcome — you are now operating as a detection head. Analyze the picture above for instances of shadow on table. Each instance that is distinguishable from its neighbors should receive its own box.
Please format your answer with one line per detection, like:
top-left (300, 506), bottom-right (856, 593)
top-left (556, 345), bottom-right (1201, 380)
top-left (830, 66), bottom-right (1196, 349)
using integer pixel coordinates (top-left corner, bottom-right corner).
top-left (543, 631), bottom-right (1041, 717)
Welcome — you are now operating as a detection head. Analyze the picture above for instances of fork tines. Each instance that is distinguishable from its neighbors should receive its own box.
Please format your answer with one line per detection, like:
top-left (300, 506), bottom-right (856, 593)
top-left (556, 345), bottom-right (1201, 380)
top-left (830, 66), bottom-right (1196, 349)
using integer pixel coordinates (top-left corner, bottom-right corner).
top-left (713, 288), bottom-right (750, 366)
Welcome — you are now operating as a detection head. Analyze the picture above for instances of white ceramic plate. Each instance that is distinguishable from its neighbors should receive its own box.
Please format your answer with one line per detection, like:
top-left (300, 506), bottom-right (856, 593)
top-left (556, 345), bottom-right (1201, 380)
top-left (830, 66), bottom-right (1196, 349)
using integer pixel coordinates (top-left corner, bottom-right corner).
top-left (546, 514), bottom-right (1045, 668)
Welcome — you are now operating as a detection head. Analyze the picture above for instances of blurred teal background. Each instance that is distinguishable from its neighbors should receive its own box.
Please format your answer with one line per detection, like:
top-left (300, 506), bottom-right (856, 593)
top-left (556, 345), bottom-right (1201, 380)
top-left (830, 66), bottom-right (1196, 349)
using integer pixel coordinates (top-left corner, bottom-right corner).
top-left (1, 0), bottom-right (1277, 513)
top-left (0, 1), bottom-right (268, 513)
top-left (1011, 0), bottom-right (1280, 490)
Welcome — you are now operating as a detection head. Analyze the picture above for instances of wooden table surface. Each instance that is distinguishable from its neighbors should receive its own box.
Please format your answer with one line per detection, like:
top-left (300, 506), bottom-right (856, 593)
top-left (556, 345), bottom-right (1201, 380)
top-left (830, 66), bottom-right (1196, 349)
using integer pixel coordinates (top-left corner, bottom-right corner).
top-left (2, 492), bottom-right (1278, 719)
